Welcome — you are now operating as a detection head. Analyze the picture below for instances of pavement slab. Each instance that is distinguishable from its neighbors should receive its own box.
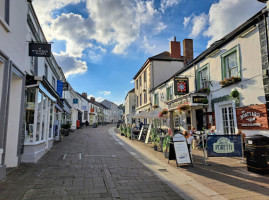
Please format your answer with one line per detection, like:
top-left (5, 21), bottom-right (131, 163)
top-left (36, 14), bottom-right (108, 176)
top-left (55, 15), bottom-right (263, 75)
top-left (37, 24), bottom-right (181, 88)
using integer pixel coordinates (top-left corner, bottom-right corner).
top-left (0, 125), bottom-right (184, 200)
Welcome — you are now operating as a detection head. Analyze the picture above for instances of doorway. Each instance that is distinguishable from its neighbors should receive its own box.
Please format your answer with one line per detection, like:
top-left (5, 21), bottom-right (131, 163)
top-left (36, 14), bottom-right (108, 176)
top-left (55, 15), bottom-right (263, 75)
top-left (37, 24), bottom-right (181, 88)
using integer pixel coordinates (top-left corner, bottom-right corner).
top-left (196, 109), bottom-right (204, 131)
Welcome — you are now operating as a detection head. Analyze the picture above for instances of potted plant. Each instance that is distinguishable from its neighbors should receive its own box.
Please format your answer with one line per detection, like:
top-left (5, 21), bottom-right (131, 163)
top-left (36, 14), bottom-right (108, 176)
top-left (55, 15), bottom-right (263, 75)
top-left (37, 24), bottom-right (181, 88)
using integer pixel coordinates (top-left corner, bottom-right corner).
top-left (159, 108), bottom-right (168, 118)
top-left (198, 87), bottom-right (210, 94)
top-left (202, 98), bottom-right (209, 104)
top-left (219, 76), bottom-right (241, 87)
top-left (162, 136), bottom-right (170, 158)
top-left (231, 89), bottom-right (239, 98)
top-left (61, 123), bottom-right (71, 136)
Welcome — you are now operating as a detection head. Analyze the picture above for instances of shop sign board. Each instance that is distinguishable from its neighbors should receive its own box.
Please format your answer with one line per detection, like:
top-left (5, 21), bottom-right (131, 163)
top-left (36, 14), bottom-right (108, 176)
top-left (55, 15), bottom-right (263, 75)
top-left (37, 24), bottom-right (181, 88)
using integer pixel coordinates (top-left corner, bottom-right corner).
top-left (192, 96), bottom-right (208, 104)
top-left (174, 77), bottom-right (189, 95)
top-left (57, 80), bottom-right (63, 98)
top-left (173, 134), bottom-right (192, 164)
top-left (63, 82), bottom-right (69, 91)
top-left (73, 98), bottom-right (78, 104)
top-left (236, 104), bottom-right (269, 130)
top-left (29, 43), bottom-right (51, 57)
top-left (207, 135), bottom-right (242, 157)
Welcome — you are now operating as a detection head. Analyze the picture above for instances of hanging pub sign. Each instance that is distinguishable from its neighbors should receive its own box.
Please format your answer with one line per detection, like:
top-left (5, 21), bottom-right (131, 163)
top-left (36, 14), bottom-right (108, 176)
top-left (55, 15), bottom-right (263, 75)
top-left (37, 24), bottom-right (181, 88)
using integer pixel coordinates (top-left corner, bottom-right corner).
top-left (236, 104), bottom-right (269, 130)
top-left (207, 135), bottom-right (242, 157)
top-left (63, 82), bottom-right (69, 91)
top-left (29, 43), bottom-right (51, 57)
top-left (174, 77), bottom-right (189, 95)
top-left (192, 96), bottom-right (208, 104)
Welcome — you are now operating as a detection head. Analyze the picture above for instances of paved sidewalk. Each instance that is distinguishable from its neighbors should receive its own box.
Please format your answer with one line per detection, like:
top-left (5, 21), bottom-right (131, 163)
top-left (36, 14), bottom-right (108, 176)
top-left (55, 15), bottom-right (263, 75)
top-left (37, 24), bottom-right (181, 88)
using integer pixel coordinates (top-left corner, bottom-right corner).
top-left (0, 125), bottom-right (183, 200)
top-left (114, 128), bottom-right (269, 200)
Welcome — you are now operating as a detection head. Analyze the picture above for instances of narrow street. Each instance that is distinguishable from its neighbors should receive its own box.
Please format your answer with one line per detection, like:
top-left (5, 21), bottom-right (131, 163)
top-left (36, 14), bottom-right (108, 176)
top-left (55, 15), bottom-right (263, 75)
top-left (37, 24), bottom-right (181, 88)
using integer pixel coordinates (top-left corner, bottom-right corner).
top-left (0, 125), bottom-right (182, 200)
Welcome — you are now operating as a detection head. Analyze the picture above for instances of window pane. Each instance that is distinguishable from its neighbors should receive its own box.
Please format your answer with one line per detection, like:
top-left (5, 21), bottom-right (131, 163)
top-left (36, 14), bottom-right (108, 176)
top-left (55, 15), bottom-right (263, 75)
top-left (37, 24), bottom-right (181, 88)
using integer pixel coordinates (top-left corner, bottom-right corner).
top-left (200, 68), bottom-right (208, 88)
top-left (36, 91), bottom-right (42, 141)
top-left (25, 88), bottom-right (36, 142)
top-left (0, 0), bottom-right (5, 20)
top-left (49, 101), bottom-right (53, 138)
top-left (225, 52), bottom-right (238, 78)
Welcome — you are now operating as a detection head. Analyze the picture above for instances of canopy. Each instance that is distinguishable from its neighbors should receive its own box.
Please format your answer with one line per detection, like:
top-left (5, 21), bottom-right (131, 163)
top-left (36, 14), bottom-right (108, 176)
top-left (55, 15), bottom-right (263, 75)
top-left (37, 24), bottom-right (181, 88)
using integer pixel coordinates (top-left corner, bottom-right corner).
top-left (132, 108), bottom-right (162, 119)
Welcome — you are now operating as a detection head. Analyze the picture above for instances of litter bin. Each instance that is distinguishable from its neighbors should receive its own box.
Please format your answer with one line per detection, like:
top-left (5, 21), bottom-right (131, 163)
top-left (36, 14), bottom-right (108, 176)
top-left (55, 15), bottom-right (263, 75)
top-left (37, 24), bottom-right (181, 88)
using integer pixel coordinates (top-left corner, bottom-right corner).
top-left (245, 135), bottom-right (269, 174)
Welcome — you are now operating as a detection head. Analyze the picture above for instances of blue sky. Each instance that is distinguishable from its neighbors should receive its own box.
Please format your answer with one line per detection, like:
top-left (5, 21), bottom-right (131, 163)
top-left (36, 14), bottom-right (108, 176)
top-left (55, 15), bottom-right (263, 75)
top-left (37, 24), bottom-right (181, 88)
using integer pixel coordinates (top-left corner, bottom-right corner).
top-left (32, 0), bottom-right (264, 105)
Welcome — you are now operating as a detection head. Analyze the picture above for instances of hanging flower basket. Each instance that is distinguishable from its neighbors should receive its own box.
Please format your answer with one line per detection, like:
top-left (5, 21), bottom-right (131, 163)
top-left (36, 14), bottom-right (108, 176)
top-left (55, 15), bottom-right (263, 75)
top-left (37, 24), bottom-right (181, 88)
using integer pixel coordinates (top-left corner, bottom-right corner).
top-left (219, 76), bottom-right (241, 87)
top-left (158, 108), bottom-right (168, 118)
top-left (177, 103), bottom-right (190, 111)
top-left (202, 98), bottom-right (209, 104)
top-left (230, 89), bottom-right (239, 98)
top-left (153, 104), bottom-right (159, 109)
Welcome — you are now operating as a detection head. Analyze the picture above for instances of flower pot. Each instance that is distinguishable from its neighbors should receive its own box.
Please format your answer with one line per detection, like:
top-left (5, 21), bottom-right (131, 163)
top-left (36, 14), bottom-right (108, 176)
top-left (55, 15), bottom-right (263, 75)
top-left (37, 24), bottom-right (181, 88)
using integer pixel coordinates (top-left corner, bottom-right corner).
top-left (163, 151), bottom-right (169, 158)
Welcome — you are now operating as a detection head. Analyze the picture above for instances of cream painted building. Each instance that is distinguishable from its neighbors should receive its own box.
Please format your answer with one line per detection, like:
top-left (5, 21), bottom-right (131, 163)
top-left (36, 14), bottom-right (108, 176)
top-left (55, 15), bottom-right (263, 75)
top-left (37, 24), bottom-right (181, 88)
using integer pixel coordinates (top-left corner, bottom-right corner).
top-left (124, 88), bottom-right (136, 124)
top-left (152, 8), bottom-right (269, 137)
top-left (133, 38), bottom-right (193, 124)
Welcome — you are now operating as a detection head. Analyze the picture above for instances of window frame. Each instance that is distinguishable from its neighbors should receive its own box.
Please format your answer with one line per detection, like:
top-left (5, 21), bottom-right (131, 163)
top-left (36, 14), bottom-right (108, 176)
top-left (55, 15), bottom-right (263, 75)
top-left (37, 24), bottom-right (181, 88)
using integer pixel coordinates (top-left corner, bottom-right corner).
top-left (166, 86), bottom-right (173, 101)
top-left (0, 0), bottom-right (10, 27)
top-left (154, 93), bottom-right (159, 106)
top-left (196, 63), bottom-right (210, 91)
top-left (144, 70), bottom-right (147, 82)
top-left (221, 45), bottom-right (241, 80)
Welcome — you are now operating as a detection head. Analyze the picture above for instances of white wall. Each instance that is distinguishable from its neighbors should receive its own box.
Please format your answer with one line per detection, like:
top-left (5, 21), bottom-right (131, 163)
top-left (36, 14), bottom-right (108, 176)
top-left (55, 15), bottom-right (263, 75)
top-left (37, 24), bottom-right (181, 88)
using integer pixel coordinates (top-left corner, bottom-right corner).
top-left (5, 75), bottom-right (23, 167)
top-left (152, 60), bottom-right (184, 89)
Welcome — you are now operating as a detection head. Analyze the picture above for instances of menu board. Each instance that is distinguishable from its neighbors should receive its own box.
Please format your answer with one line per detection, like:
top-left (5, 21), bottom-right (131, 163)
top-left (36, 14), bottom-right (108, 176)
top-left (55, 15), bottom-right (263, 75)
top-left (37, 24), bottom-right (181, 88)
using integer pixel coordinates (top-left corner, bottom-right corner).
top-left (174, 141), bottom-right (191, 164)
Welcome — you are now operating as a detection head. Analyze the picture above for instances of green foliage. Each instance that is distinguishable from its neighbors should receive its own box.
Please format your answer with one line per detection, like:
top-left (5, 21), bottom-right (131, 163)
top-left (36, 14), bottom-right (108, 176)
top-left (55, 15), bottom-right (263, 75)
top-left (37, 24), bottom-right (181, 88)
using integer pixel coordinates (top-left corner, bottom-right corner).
top-left (231, 90), bottom-right (239, 98)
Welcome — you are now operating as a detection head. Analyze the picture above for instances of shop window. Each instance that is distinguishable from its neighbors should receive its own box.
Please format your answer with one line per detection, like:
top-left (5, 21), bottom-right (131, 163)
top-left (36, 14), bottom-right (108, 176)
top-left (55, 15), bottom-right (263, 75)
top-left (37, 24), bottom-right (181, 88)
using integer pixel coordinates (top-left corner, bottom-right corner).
top-left (154, 93), bottom-right (159, 106)
top-left (25, 88), bottom-right (36, 142)
top-left (221, 45), bottom-right (241, 80)
top-left (36, 91), bottom-right (42, 141)
top-left (84, 111), bottom-right (88, 120)
top-left (0, 0), bottom-right (10, 24)
top-left (196, 64), bottom-right (209, 90)
top-left (222, 106), bottom-right (235, 134)
top-left (166, 86), bottom-right (173, 101)
top-left (49, 101), bottom-right (53, 138)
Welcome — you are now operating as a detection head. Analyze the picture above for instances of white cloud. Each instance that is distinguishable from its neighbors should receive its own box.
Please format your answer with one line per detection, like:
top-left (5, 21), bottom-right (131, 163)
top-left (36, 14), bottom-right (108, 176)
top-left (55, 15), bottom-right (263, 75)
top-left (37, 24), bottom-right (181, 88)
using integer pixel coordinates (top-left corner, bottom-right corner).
top-left (160, 0), bottom-right (181, 13)
top-left (96, 97), bottom-right (104, 102)
top-left (99, 91), bottom-right (111, 96)
top-left (54, 54), bottom-right (87, 78)
top-left (189, 13), bottom-right (208, 38)
top-left (87, 94), bottom-right (94, 99)
top-left (204, 0), bottom-right (264, 47)
top-left (183, 0), bottom-right (264, 47)
top-left (183, 16), bottom-right (191, 28)
top-left (143, 36), bottom-right (156, 54)
top-left (130, 80), bottom-right (135, 84)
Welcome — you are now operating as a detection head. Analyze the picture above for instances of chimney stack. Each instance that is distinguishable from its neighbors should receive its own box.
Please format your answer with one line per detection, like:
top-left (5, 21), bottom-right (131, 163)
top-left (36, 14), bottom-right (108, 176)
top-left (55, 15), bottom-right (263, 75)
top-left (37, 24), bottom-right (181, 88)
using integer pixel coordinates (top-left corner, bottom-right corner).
top-left (90, 97), bottom-right (95, 102)
top-left (170, 36), bottom-right (181, 58)
top-left (183, 39), bottom-right (193, 65)
top-left (82, 92), bottom-right (87, 99)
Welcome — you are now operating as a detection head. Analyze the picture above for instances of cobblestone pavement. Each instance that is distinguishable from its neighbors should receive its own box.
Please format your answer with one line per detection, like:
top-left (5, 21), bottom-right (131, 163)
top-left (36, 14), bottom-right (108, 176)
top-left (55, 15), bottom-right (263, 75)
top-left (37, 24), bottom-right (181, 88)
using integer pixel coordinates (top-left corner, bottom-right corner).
top-left (0, 125), bottom-right (183, 200)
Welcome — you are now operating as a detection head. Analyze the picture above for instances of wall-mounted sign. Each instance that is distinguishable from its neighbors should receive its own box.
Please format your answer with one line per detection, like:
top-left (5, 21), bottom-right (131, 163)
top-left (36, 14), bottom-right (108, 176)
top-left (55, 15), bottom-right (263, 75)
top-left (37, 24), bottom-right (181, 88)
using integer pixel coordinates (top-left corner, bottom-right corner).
top-left (57, 80), bottom-right (63, 98)
top-left (63, 82), bottom-right (69, 91)
top-left (192, 96), bottom-right (208, 104)
top-left (73, 98), bottom-right (78, 104)
top-left (174, 77), bottom-right (189, 95)
top-left (207, 135), bottom-right (242, 157)
top-left (29, 43), bottom-right (51, 57)
top-left (236, 104), bottom-right (269, 130)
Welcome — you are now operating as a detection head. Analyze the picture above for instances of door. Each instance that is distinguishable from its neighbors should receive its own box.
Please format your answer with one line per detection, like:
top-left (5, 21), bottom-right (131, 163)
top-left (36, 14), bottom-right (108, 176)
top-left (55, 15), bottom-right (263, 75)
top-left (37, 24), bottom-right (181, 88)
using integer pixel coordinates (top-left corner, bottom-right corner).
top-left (221, 106), bottom-right (236, 134)
top-left (196, 109), bottom-right (204, 131)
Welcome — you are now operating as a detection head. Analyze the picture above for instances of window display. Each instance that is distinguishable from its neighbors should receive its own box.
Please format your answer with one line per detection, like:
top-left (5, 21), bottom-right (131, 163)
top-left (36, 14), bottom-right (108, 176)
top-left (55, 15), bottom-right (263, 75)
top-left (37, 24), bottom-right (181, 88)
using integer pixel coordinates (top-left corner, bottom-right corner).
top-left (25, 88), bottom-right (36, 142)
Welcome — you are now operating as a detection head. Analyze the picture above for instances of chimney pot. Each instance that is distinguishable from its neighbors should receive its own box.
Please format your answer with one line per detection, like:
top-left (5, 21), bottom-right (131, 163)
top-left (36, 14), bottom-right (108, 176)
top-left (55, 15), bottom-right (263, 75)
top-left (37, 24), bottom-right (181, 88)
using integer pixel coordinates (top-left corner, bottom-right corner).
top-left (174, 36), bottom-right (176, 41)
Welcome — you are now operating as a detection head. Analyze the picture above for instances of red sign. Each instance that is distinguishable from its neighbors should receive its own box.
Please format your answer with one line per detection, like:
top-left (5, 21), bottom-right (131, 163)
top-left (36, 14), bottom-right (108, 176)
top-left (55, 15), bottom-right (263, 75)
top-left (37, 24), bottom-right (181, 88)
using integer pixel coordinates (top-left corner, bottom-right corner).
top-left (174, 77), bottom-right (189, 95)
top-left (236, 104), bottom-right (269, 130)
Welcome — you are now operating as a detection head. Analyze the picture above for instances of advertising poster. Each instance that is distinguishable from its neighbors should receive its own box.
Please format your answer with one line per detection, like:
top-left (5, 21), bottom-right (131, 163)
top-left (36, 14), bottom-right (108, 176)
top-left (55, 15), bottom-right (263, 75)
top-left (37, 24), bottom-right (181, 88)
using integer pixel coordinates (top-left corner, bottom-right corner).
top-left (174, 141), bottom-right (191, 164)
top-left (207, 135), bottom-right (242, 157)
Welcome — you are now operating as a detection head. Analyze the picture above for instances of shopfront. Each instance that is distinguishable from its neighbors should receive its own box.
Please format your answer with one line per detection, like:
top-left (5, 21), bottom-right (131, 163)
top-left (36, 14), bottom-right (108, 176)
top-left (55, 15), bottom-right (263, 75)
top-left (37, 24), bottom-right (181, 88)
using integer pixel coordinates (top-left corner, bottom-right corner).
top-left (167, 93), bottom-right (209, 132)
top-left (22, 80), bottom-right (62, 163)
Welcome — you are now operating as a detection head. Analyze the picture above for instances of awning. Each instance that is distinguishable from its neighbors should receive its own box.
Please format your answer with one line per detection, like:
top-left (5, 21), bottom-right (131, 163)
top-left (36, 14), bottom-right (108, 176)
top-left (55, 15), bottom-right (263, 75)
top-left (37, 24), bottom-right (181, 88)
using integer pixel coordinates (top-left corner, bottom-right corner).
top-left (132, 108), bottom-right (162, 119)
top-left (55, 104), bottom-right (63, 112)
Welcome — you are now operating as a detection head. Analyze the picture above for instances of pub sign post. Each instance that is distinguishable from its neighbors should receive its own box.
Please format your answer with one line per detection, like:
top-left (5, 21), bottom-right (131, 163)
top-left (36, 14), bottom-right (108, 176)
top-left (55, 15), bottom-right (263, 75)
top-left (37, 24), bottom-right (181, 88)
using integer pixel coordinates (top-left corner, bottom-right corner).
top-left (174, 77), bottom-right (189, 95)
